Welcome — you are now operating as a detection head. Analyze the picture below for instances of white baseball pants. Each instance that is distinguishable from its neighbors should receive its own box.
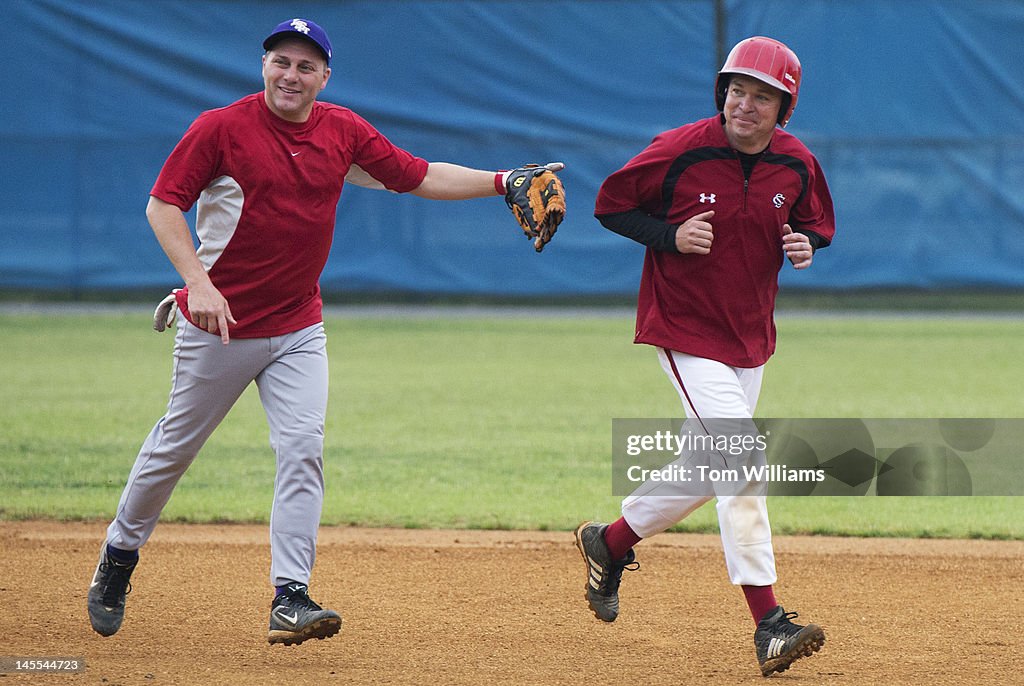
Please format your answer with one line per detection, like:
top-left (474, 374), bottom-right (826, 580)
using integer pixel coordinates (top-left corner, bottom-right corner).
top-left (621, 348), bottom-right (777, 586)
top-left (106, 317), bottom-right (329, 588)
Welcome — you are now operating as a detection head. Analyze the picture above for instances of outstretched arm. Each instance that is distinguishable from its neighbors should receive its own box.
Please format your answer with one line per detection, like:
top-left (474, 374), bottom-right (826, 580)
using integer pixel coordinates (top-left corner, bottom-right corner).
top-left (408, 162), bottom-right (503, 200)
top-left (404, 161), bottom-right (565, 252)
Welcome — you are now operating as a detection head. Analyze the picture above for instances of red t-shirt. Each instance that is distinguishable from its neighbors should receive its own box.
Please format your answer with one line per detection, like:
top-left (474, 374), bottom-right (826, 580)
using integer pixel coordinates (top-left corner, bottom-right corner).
top-left (151, 93), bottom-right (429, 338)
top-left (595, 115), bottom-right (835, 367)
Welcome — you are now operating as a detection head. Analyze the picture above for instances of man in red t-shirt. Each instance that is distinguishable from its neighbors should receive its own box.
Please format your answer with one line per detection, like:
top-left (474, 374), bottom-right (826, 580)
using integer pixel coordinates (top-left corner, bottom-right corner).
top-left (87, 17), bottom-right (561, 647)
top-left (574, 37), bottom-right (833, 677)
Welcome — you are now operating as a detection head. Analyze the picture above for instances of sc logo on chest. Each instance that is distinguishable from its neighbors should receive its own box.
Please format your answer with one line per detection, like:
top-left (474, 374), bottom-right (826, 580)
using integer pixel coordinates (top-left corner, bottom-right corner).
top-left (772, 193), bottom-right (786, 208)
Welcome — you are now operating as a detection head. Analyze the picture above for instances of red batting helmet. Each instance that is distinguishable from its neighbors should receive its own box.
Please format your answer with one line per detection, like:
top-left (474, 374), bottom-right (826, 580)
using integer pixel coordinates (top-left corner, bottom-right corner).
top-left (715, 36), bottom-right (802, 127)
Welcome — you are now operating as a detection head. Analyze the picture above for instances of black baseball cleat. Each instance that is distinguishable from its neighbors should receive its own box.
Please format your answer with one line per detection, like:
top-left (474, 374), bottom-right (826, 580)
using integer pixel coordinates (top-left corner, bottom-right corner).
top-left (754, 605), bottom-right (825, 677)
top-left (87, 544), bottom-right (137, 637)
top-left (574, 521), bottom-right (639, 622)
top-left (268, 582), bottom-right (342, 646)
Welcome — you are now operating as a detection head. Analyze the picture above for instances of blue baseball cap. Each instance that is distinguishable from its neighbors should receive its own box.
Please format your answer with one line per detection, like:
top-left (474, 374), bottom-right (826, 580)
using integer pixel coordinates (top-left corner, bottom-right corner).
top-left (263, 18), bottom-right (332, 64)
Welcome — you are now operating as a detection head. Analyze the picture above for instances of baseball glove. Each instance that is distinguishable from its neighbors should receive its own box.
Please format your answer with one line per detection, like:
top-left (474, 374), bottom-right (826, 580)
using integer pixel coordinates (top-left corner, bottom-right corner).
top-left (504, 162), bottom-right (565, 252)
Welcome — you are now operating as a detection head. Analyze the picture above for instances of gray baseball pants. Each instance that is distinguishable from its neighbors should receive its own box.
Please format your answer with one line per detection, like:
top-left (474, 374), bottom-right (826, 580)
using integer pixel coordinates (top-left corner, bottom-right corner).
top-left (105, 317), bottom-right (329, 588)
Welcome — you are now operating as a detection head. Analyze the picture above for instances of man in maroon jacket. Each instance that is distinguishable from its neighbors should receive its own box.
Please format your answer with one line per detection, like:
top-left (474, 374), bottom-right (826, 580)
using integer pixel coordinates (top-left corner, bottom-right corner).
top-left (574, 36), bottom-right (834, 677)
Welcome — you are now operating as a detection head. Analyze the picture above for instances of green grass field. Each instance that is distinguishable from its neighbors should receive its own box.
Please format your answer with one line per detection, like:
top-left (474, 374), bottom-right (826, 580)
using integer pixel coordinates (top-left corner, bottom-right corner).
top-left (1, 309), bottom-right (1022, 538)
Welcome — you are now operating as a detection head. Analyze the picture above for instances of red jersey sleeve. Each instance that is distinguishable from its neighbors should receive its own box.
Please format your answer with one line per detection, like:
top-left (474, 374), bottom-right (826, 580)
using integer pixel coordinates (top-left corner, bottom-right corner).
top-left (595, 132), bottom-right (676, 217)
top-left (790, 154), bottom-right (835, 247)
top-left (346, 111), bottom-right (428, 193)
top-left (150, 111), bottom-right (224, 212)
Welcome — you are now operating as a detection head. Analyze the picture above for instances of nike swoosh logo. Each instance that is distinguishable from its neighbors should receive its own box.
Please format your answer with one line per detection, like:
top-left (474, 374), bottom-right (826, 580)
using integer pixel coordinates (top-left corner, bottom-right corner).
top-left (290, 152), bottom-right (300, 157)
top-left (274, 609), bottom-right (299, 626)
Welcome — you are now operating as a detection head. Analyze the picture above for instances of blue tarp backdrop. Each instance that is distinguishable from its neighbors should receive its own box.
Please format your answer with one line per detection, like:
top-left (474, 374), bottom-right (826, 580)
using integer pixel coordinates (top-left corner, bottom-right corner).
top-left (2, 0), bottom-right (1023, 295)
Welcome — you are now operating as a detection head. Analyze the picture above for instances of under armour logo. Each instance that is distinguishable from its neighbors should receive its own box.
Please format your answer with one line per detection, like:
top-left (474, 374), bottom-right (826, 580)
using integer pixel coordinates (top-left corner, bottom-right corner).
top-left (290, 19), bottom-right (311, 34)
top-left (772, 193), bottom-right (786, 208)
top-left (699, 193), bottom-right (716, 204)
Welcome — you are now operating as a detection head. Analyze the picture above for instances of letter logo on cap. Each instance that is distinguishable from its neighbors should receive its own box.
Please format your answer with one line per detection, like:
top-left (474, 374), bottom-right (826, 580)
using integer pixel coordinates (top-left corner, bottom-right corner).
top-left (290, 19), bottom-right (311, 35)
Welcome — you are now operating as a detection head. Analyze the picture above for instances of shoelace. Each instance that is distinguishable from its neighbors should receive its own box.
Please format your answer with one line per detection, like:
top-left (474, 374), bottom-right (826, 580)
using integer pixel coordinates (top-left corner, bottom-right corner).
top-left (282, 589), bottom-right (323, 612)
top-left (773, 611), bottom-right (803, 637)
top-left (604, 558), bottom-right (640, 592)
top-left (98, 561), bottom-right (133, 606)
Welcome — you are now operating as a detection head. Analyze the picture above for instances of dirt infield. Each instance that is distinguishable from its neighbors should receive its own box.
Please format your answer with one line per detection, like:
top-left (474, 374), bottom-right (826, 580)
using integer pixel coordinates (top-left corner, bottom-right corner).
top-left (2, 521), bottom-right (1022, 685)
